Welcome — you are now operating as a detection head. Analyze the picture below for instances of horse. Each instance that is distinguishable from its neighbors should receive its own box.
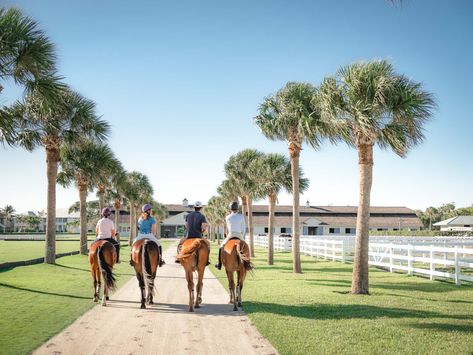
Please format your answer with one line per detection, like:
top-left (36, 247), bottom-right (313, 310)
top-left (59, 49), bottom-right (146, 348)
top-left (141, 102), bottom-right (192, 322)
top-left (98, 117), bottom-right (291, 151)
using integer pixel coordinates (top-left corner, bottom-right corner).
top-left (88, 240), bottom-right (117, 306)
top-left (130, 239), bottom-right (160, 309)
top-left (176, 238), bottom-right (210, 312)
top-left (221, 239), bottom-right (254, 311)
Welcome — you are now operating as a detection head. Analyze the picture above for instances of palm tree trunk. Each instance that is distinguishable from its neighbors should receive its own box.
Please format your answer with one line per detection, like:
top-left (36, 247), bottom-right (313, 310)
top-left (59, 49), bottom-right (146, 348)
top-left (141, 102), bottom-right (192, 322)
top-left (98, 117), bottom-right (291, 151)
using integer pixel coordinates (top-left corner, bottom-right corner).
top-left (156, 217), bottom-right (161, 238)
top-left (114, 199), bottom-right (121, 244)
top-left (246, 196), bottom-right (255, 257)
top-left (268, 192), bottom-right (276, 265)
top-left (45, 148), bottom-right (59, 264)
top-left (241, 196), bottom-right (248, 228)
top-left (351, 143), bottom-right (373, 295)
top-left (98, 185), bottom-right (106, 215)
top-left (289, 143), bottom-right (302, 273)
top-left (79, 184), bottom-right (88, 255)
top-left (128, 203), bottom-right (134, 246)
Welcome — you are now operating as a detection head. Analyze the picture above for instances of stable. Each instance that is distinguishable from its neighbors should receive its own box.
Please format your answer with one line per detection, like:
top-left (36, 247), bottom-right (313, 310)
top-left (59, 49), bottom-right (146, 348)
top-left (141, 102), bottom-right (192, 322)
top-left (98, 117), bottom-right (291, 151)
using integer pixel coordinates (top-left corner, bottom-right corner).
top-left (433, 216), bottom-right (473, 232)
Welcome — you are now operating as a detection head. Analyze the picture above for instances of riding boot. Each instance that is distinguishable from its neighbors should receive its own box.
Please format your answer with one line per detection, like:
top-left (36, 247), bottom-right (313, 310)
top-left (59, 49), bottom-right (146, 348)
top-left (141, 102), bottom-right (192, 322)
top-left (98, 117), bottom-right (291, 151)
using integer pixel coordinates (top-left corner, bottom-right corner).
top-left (215, 247), bottom-right (222, 270)
top-left (115, 244), bottom-right (120, 263)
top-left (159, 246), bottom-right (165, 267)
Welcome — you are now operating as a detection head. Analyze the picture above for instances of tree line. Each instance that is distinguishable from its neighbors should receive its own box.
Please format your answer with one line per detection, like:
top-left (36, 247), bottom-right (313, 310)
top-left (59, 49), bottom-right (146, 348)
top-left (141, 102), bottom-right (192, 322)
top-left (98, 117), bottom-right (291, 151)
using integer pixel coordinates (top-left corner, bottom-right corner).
top-left (416, 203), bottom-right (473, 230)
top-left (0, 8), bottom-right (165, 262)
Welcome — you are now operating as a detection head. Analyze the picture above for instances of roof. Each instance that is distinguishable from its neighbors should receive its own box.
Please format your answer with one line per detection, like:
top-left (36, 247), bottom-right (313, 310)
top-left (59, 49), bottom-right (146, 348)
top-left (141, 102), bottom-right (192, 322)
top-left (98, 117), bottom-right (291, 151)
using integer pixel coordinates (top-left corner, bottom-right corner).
top-left (251, 205), bottom-right (417, 215)
top-left (433, 216), bottom-right (473, 226)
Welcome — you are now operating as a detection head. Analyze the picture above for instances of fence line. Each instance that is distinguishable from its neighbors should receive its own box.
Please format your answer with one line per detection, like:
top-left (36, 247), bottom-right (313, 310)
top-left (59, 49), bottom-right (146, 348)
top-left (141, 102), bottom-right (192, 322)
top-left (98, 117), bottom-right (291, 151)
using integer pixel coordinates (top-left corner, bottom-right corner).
top-left (250, 234), bottom-right (473, 285)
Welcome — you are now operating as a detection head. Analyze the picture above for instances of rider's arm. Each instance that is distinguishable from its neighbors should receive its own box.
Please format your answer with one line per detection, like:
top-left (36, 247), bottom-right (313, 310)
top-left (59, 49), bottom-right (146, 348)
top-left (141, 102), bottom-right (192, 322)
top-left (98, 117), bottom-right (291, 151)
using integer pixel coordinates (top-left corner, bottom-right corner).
top-left (201, 222), bottom-right (207, 234)
top-left (152, 223), bottom-right (157, 237)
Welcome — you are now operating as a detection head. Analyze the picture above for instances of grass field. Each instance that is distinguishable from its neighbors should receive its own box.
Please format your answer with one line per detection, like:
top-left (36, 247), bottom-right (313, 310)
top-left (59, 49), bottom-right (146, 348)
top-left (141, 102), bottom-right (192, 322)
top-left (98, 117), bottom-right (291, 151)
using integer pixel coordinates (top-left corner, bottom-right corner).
top-left (209, 243), bottom-right (473, 355)
top-left (0, 240), bottom-right (84, 263)
top-left (0, 240), bottom-right (174, 355)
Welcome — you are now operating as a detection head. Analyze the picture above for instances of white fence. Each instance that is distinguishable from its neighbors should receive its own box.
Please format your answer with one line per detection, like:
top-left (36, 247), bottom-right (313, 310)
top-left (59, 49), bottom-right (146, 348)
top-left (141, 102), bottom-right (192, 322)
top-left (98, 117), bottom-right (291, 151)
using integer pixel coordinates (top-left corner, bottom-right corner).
top-left (249, 234), bottom-right (473, 285)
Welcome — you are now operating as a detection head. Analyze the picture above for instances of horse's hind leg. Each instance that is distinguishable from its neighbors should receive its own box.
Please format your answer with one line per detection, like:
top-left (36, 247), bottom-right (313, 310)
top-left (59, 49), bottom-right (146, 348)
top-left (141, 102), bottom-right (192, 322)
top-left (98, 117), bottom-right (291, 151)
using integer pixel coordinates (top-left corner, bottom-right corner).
top-left (237, 270), bottom-right (246, 308)
top-left (227, 270), bottom-right (237, 311)
top-left (102, 271), bottom-right (108, 306)
top-left (147, 272), bottom-right (156, 305)
top-left (92, 277), bottom-right (98, 302)
top-left (137, 272), bottom-right (146, 309)
top-left (186, 270), bottom-right (195, 312)
top-left (195, 268), bottom-right (204, 308)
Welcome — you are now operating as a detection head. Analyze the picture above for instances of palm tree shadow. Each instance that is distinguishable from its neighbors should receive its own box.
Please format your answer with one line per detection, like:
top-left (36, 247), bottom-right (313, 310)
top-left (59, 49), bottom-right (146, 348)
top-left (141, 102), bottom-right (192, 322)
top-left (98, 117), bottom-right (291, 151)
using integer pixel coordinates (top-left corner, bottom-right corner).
top-left (0, 282), bottom-right (90, 300)
top-left (244, 301), bottom-right (470, 321)
top-left (409, 322), bottom-right (473, 332)
top-left (55, 264), bottom-right (90, 273)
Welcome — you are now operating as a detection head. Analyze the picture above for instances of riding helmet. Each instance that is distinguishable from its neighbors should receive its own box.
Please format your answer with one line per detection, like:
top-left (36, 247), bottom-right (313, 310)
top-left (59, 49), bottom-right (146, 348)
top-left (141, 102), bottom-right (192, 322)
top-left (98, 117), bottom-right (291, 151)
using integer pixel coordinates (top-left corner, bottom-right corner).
top-left (229, 201), bottom-right (239, 211)
top-left (102, 207), bottom-right (111, 217)
top-left (142, 203), bottom-right (152, 212)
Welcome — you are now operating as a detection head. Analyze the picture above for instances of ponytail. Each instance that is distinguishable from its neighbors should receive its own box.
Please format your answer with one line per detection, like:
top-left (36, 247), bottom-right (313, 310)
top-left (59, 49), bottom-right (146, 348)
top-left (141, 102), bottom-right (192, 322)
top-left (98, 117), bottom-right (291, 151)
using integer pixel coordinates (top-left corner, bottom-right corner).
top-left (141, 211), bottom-right (150, 220)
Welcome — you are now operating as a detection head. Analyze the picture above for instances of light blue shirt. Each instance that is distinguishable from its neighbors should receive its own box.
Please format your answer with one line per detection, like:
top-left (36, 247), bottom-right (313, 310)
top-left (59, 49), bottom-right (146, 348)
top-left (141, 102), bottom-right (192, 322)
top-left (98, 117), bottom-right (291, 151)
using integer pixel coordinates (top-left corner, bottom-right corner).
top-left (138, 216), bottom-right (156, 234)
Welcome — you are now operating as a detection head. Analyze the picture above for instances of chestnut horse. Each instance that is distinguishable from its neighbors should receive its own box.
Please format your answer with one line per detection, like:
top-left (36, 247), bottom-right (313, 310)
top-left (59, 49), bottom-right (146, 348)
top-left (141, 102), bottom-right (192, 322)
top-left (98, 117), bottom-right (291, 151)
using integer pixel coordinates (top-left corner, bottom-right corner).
top-left (222, 239), bottom-right (254, 311)
top-left (176, 238), bottom-right (210, 312)
top-left (130, 239), bottom-right (160, 309)
top-left (88, 240), bottom-right (117, 306)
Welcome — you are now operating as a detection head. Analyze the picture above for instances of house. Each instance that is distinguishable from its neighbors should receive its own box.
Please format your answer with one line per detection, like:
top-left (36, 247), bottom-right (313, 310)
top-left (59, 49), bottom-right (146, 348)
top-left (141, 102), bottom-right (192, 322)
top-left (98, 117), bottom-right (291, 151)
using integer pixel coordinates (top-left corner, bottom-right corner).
top-left (161, 201), bottom-right (422, 237)
top-left (433, 216), bottom-right (473, 232)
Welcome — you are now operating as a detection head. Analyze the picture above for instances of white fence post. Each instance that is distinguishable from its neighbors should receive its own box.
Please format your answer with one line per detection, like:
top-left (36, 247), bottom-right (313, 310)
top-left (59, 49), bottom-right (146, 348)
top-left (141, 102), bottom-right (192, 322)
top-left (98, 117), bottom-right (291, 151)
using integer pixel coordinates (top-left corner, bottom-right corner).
top-left (408, 244), bottom-right (413, 276)
top-left (389, 243), bottom-right (393, 273)
top-left (341, 240), bottom-right (345, 263)
top-left (454, 248), bottom-right (461, 286)
top-left (430, 245), bottom-right (435, 281)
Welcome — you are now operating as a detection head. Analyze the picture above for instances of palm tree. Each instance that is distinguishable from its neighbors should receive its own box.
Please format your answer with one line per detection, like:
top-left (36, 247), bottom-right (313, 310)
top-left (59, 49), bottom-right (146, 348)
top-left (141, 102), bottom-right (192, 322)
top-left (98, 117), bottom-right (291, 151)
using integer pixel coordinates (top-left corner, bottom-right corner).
top-left (255, 82), bottom-right (335, 273)
top-left (11, 88), bottom-right (110, 263)
top-left (205, 195), bottom-right (227, 244)
top-left (249, 153), bottom-right (309, 265)
top-left (0, 8), bottom-right (63, 147)
top-left (150, 200), bottom-right (168, 238)
top-left (95, 150), bottom-right (124, 213)
top-left (317, 60), bottom-right (436, 294)
top-left (123, 171), bottom-right (153, 245)
top-left (224, 149), bottom-right (264, 257)
top-left (1, 205), bottom-right (16, 232)
top-left (58, 141), bottom-right (114, 254)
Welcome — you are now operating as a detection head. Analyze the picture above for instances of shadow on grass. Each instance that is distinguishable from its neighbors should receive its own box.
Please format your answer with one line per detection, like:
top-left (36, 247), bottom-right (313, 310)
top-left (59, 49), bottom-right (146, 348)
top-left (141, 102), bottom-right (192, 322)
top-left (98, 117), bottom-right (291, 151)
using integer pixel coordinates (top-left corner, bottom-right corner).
top-left (409, 322), bottom-right (473, 332)
top-left (0, 282), bottom-right (90, 299)
top-left (55, 264), bottom-right (90, 273)
top-left (244, 301), bottom-right (470, 321)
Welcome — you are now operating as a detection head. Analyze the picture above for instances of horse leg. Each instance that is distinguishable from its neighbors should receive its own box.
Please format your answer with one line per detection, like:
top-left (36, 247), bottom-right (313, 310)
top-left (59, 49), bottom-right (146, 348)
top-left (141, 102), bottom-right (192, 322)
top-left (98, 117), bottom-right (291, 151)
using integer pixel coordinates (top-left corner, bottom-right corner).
top-left (147, 272), bottom-right (156, 305)
top-left (237, 270), bottom-right (245, 308)
top-left (227, 270), bottom-right (237, 311)
top-left (195, 268), bottom-right (204, 308)
top-left (137, 272), bottom-right (146, 309)
top-left (186, 270), bottom-right (195, 312)
top-left (102, 280), bottom-right (107, 306)
top-left (93, 277), bottom-right (98, 302)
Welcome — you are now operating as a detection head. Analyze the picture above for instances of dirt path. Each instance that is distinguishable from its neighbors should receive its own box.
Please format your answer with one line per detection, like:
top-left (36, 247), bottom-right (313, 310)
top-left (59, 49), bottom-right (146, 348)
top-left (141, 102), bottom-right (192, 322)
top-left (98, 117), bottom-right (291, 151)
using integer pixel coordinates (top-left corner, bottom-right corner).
top-left (34, 241), bottom-right (277, 355)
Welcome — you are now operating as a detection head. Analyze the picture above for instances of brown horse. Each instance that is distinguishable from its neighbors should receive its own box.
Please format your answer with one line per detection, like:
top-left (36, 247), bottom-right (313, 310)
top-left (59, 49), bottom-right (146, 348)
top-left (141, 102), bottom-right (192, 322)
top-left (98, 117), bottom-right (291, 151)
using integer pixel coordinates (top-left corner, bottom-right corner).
top-left (176, 238), bottom-right (210, 312)
top-left (130, 239), bottom-right (160, 309)
top-left (222, 239), bottom-right (254, 311)
top-left (88, 240), bottom-right (117, 306)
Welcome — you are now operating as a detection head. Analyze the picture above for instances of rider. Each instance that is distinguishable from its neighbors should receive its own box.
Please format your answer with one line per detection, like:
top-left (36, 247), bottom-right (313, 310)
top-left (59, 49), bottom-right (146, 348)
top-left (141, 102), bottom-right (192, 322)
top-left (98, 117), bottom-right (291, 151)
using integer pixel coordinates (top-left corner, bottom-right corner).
top-left (215, 201), bottom-right (246, 270)
top-left (94, 207), bottom-right (120, 262)
top-left (175, 201), bottom-right (209, 263)
top-left (134, 203), bottom-right (165, 267)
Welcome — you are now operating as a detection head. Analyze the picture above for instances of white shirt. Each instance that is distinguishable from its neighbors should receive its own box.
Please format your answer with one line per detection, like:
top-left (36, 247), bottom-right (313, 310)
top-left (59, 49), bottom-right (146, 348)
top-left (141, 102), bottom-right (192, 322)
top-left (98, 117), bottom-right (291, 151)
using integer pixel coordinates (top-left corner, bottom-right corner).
top-left (96, 218), bottom-right (115, 239)
top-left (225, 212), bottom-right (246, 235)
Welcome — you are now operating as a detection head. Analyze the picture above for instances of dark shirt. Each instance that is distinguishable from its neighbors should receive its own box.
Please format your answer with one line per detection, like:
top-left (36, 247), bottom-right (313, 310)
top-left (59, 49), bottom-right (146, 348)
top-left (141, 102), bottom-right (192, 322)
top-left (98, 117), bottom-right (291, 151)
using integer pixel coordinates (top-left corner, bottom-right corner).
top-left (185, 211), bottom-right (206, 238)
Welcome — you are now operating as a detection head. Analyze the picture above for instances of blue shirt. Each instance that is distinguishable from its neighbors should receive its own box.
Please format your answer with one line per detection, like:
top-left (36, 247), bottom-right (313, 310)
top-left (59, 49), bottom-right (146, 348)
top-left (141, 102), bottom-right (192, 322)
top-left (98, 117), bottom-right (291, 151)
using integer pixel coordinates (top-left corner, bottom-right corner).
top-left (138, 216), bottom-right (156, 234)
top-left (185, 211), bottom-right (206, 238)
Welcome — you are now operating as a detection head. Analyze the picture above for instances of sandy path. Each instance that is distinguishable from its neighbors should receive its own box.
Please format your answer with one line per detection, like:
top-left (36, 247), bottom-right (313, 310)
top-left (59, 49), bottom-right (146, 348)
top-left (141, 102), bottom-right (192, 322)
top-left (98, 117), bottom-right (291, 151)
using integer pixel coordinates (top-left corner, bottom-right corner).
top-left (33, 241), bottom-right (277, 355)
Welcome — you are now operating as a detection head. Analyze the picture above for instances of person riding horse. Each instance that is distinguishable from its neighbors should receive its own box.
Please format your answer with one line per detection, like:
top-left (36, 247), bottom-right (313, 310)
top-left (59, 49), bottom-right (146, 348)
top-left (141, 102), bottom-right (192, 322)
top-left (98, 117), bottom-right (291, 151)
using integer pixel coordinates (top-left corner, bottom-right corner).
top-left (91, 207), bottom-right (120, 262)
top-left (175, 201), bottom-right (210, 264)
top-left (134, 203), bottom-right (164, 267)
top-left (215, 201), bottom-right (246, 270)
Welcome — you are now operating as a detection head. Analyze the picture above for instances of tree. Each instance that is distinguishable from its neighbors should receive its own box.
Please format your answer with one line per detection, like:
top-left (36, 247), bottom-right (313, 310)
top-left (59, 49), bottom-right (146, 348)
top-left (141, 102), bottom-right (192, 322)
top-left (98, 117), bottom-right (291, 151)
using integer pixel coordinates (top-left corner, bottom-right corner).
top-left (255, 82), bottom-right (335, 273)
top-left (249, 153), bottom-right (309, 265)
top-left (95, 152), bottom-right (124, 213)
top-left (11, 88), bottom-right (109, 263)
top-left (224, 149), bottom-right (264, 257)
top-left (1, 205), bottom-right (16, 232)
top-left (0, 8), bottom-right (63, 147)
top-left (58, 141), bottom-right (114, 254)
top-left (17, 214), bottom-right (41, 232)
top-left (123, 171), bottom-right (153, 245)
top-left (317, 60), bottom-right (436, 294)
top-left (205, 195), bottom-right (227, 243)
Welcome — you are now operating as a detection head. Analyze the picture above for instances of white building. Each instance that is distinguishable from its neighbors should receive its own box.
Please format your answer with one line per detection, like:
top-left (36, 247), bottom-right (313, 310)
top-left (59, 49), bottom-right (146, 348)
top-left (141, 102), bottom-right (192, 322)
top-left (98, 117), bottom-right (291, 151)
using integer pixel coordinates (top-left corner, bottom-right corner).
top-left (433, 216), bottom-right (473, 232)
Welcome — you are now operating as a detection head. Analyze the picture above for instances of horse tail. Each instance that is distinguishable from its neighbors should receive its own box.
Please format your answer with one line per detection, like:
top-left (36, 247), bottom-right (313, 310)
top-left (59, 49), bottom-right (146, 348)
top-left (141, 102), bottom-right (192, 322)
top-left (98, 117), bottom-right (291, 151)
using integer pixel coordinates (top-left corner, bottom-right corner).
top-left (177, 239), bottom-right (202, 261)
top-left (98, 245), bottom-right (116, 290)
top-left (141, 240), bottom-right (155, 292)
top-left (236, 242), bottom-right (254, 271)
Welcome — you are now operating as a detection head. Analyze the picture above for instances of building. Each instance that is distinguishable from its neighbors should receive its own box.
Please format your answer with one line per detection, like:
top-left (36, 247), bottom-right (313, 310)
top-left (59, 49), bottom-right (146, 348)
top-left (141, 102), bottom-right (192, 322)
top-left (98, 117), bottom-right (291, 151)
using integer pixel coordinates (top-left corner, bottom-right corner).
top-left (433, 216), bottom-right (473, 232)
top-left (160, 202), bottom-right (422, 237)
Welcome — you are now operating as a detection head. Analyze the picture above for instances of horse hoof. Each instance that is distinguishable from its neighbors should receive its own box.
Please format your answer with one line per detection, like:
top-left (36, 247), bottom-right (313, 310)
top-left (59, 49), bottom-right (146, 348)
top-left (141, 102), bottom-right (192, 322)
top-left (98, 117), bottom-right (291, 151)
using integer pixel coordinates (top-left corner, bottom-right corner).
top-left (233, 306), bottom-right (238, 311)
top-left (195, 304), bottom-right (200, 309)
top-left (237, 302), bottom-right (242, 307)
top-left (189, 308), bottom-right (194, 312)
top-left (93, 297), bottom-right (98, 302)
top-left (106, 296), bottom-right (109, 301)
top-left (141, 304), bottom-right (146, 309)
top-left (102, 303), bottom-right (107, 307)
top-left (148, 301), bottom-right (154, 305)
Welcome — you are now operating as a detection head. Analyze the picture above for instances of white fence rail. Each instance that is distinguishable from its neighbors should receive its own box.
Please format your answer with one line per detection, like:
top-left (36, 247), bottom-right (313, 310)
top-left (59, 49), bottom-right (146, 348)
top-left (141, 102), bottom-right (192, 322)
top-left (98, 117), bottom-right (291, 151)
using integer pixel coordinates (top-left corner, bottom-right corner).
top-left (249, 234), bottom-right (473, 285)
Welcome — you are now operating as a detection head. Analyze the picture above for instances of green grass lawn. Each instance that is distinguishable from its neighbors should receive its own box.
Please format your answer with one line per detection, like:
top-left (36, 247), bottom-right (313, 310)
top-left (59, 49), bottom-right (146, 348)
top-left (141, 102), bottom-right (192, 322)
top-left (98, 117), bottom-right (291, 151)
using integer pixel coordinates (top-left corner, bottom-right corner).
top-left (0, 240), bottom-right (174, 355)
top-left (0, 240), bottom-right (84, 263)
top-left (209, 243), bottom-right (473, 355)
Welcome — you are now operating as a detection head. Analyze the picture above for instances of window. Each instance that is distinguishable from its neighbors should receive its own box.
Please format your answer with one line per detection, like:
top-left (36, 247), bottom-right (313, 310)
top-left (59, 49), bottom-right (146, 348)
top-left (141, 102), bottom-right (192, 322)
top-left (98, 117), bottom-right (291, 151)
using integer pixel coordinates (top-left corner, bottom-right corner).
top-left (280, 228), bottom-right (286, 233)
top-left (345, 228), bottom-right (355, 234)
top-left (264, 227), bottom-right (268, 233)
top-left (329, 228), bottom-right (335, 234)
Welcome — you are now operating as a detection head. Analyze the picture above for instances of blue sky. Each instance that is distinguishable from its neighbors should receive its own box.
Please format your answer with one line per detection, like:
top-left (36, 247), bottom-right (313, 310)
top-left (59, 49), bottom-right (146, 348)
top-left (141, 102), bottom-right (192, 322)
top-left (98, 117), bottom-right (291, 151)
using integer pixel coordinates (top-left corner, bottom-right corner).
top-left (1, 0), bottom-right (472, 213)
